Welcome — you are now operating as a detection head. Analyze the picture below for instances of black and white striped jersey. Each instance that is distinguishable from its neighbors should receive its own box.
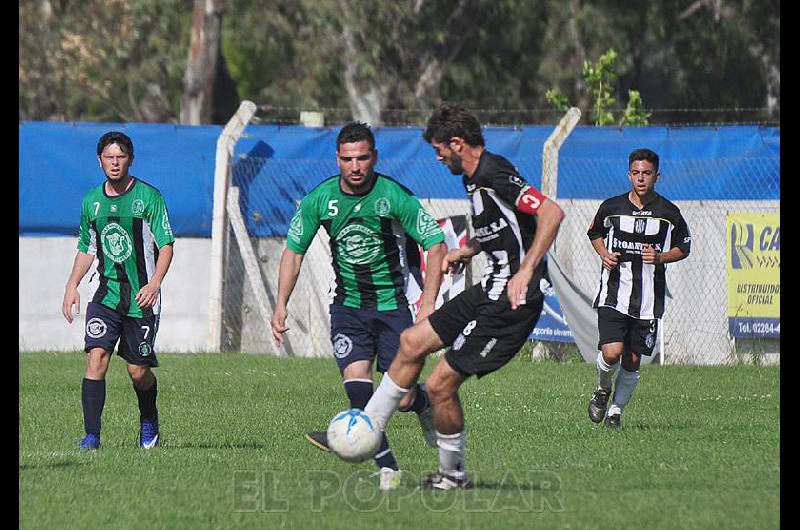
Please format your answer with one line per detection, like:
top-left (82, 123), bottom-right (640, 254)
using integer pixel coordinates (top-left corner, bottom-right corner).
top-left (465, 151), bottom-right (548, 301)
top-left (587, 192), bottom-right (691, 319)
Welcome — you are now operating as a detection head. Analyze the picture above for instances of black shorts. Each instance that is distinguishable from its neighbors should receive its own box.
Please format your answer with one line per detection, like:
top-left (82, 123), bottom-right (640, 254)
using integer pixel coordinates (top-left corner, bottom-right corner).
top-left (428, 284), bottom-right (544, 378)
top-left (329, 304), bottom-right (413, 373)
top-left (597, 306), bottom-right (658, 356)
top-left (84, 302), bottom-right (160, 367)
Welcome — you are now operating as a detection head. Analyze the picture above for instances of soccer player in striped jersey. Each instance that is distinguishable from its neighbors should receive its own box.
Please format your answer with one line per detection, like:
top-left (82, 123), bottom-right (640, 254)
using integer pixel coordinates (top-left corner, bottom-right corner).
top-left (62, 131), bottom-right (175, 450)
top-left (270, 122), bottom-right (446, 490)
top-left (586, 148), bottom-right (691, 429)
top-left (359, 104), bottom-right (565, 490)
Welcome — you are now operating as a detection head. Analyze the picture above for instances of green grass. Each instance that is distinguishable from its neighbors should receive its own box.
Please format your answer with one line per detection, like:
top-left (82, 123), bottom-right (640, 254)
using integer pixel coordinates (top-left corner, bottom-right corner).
top-left (19, 352), bottom-right (779, 529)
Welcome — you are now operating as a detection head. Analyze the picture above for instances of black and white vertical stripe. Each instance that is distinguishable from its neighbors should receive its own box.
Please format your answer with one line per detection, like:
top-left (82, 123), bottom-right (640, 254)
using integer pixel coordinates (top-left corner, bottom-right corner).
top-left (593, 215), bottom-right (673, 319)
top-left (472, 188), bottom-right (525, 301)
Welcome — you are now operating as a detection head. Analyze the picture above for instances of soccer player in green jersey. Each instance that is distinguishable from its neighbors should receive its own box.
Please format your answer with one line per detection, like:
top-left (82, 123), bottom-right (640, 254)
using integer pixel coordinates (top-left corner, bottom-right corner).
top-left (62, 131), bottom-right (175, 451)
top-left (270, 122), bottom-right (447, 490)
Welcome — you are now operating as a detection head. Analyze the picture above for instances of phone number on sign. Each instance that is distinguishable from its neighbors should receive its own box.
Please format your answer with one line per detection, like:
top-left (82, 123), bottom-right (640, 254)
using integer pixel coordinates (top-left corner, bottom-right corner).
top-left (737, 322), bottom-right (780, 335)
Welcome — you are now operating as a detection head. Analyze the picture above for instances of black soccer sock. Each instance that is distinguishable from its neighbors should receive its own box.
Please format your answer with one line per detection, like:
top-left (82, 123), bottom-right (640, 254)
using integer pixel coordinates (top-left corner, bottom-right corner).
top-left (344, 379), bottom-right (398, 471)
top-left (134, 376), bottom-right (158, 425)
top-left (82, 378), bottom-right (106, 436)
top-left (344, 379), bottom-right (373, 410)
top-left (373, 434), bottom-right (399, 471)
top-left (405, 383), bottom-right (430, 413)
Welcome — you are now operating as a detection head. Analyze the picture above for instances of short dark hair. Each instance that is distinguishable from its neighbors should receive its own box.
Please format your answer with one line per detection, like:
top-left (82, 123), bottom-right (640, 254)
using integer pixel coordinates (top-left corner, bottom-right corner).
top-left (423, 104), bottom-right (484, 147)
top-left (629, 148), bottom-right (659, 172)
top-left (97, 131), bottom-right (134, 157)
top-left (337, 122), bottom-right (375, 150)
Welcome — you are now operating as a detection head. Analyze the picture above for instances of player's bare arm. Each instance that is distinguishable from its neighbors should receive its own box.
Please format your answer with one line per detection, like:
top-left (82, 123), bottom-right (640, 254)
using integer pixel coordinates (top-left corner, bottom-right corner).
top-left (417, 242), bottom-right (447, 322)
top-left (271, 248), bottom-right (305, 346)
top-left (442, 238), bottom-right (480, 275)
top-left (642, 244), bottom-right (687, 265)
top-left (62, 251), bottom-right (96, 323)
top-left (507, 198), bottom-right (565, 310)
top-left (135, 243), bottom-right (174, 309)
top-left (591, 237), bottom-right (621, 270)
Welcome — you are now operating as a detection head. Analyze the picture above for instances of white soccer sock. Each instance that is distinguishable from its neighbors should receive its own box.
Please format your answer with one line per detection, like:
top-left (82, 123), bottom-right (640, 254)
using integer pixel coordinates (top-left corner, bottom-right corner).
top-left (596, 351), bottom-right (619, 391)
top-left (364, 373), bottom-right (409, 432)
top-left (436, 430), bottom-right (466, 477)
top-left (609, 367), bottom-right (640, 414)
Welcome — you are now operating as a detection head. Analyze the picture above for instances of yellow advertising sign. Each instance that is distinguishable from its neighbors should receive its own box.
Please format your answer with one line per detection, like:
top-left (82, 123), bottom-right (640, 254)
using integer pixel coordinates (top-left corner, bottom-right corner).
top-left (726, 213), bottom-right (780, 337)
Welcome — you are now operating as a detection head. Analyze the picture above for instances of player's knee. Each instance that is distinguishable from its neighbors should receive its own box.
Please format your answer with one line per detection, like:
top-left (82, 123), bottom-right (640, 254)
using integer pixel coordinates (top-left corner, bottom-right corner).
top-left (398, 329), bottom-right (425, 361)
top-left (128, 365), bottom-right (151, 386)
top-left (425, 375), bottom-right (452, 404)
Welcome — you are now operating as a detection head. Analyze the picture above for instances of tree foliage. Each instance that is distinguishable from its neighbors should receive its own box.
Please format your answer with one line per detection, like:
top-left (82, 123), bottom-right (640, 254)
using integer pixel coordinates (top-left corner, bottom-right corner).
top-left (19, 0), bottom-right (779, 125)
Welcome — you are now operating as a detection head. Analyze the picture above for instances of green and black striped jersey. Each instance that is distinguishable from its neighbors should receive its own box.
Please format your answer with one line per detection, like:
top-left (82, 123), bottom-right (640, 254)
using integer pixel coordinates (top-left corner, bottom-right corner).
top-left (77, 178), bottom-right (175, 317)
top-left (287, 173), bottom-right (444, 311)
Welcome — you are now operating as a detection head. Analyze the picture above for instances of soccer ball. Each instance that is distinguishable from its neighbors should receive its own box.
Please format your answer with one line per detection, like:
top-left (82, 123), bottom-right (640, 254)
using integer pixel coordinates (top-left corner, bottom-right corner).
top-left (327, 408), bottom-right (382, 463)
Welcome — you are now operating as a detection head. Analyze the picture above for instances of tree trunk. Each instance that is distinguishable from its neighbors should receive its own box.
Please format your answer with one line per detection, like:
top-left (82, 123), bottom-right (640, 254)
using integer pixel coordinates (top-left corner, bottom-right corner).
top-left (181, 0), bottom-right (224, 124)
top-left (339, 4), bottom-right (387, 126)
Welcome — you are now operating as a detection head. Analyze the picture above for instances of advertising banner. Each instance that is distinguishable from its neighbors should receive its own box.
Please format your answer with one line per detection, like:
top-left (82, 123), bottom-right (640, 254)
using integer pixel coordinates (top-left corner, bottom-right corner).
top-left (727, 213), bottom-right (780, 338)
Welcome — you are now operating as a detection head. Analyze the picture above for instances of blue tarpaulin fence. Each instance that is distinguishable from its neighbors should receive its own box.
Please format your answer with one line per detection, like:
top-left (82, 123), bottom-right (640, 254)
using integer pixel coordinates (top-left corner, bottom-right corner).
top-left (20, 122), bottom-right (779, 237)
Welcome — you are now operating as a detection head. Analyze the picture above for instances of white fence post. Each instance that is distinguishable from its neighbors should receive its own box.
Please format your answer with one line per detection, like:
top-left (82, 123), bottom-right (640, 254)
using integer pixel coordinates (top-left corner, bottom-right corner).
top-left (207, 100), bottom-right (257, 351)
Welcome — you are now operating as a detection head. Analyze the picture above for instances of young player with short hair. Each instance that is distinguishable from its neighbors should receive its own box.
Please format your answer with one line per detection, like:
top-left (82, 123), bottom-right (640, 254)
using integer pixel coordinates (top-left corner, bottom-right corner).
top-left (586, 148), bottom-right (691, 428)
top-left (62, 131), bottom-right (175, 450)
top-left (270, 122), bottom-right (447, 490)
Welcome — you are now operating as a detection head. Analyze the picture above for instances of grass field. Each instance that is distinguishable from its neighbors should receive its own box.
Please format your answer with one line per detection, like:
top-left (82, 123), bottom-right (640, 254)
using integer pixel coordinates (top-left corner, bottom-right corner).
top-left (19, 351), bottom-right (779, 529)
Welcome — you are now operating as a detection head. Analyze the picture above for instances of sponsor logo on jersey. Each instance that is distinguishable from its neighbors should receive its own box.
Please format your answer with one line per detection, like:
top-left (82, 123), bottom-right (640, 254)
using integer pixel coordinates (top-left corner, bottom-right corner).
top-left (416, 210), bottom-right (441, 238)
top-left (87, 318), bottom-right (107, 338)
top-left (632, 211), bottom-right (652, 216)
top-left (374, 197), bottom-right (391, 217)
top-left (612, 238), bottom-right (662, 253)
top-left (474, 218), bottom-right (508, 241)
top-left (332, 333), bottom-right (353, 358)
top-left (101, 222), bottom-right (133, 263)
top-left (132, 199), bottom-right (145, 216)
top-left (509, 174), bottom-right (525, 187)
top-left (138, 342), bottom-right (152, 356)
top-left (110, 204), bottom-right (118, 213)
top-left (288, 209), bottom-right (304, 243)
top-left (338, 224), bottom-right (381, 265)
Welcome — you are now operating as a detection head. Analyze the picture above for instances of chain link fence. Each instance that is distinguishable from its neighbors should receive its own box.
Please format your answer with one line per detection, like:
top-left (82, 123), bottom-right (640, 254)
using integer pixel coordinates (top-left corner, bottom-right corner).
top-left (550, 157), bottom-right (780, 364)
top-left (218, 129), bottom-right (779, 365)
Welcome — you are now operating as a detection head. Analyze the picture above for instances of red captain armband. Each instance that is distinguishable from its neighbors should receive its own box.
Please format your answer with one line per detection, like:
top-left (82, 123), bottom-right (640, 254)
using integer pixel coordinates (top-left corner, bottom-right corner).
top-left (515, 185), bottom-right (547, 215)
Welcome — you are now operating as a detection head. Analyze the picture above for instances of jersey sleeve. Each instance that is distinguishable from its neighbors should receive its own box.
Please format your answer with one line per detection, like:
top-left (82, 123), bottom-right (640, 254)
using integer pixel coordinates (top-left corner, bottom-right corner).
top-left (147, 194), bottom-right (176, 248)
top-left (394, 193), bottom-right (444, 250)
top-left (486, 163), bottom-right (547, 215)
top-left (285, 196), bottom-right (321, 254)
top-left (671, 210), bottom-right (692, 255)
top-left (587, 201), bottom-right (609, 240)
top-left (76, 199), bottom-right (95, 254)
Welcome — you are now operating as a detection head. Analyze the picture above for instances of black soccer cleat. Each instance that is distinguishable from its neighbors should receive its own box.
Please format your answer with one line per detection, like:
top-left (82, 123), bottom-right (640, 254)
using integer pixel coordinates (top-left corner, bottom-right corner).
top-left (605, 413), bottom-right (621, 430)
top-left (422, 471), bottom-right (474, 490)
top-left (588, 387), bottom-right (612, 423)
top-left (305, 431), bottom-right (331, 452)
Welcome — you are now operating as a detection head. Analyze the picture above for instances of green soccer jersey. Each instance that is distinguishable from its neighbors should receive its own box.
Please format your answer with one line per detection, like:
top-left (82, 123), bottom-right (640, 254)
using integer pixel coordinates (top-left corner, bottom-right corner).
top-left (287, 173), bottom-right (445, 311)
top-left (77, 178), bottom-right (175, 317)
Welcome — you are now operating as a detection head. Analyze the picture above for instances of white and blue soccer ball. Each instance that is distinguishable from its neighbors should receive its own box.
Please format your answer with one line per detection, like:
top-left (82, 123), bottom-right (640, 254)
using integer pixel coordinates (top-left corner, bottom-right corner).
top-left (327, 408), bottom-right (382, 462)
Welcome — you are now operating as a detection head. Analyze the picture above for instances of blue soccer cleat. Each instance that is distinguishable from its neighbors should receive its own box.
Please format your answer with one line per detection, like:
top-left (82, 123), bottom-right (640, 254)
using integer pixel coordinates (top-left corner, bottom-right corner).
top-left (79, 433), bottom-right (101, 451)
top-left (140, 419), bottom-right (160, 449)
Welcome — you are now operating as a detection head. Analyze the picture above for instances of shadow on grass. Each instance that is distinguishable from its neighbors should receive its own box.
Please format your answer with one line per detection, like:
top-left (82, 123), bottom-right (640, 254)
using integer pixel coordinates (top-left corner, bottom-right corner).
top-left (166, 442), bottom-right (268, 450)
top-left (466, 481), bottom-right (558, 492)
top-left (19, 461), bottom-right (81, 471)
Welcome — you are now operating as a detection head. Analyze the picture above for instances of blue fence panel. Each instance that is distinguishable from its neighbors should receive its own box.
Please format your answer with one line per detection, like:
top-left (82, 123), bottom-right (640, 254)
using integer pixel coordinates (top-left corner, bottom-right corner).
top-left (20, 122), bottom-right (779, 237)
